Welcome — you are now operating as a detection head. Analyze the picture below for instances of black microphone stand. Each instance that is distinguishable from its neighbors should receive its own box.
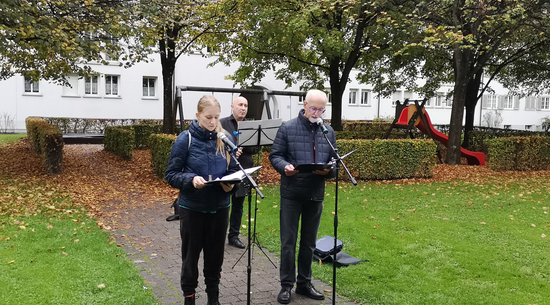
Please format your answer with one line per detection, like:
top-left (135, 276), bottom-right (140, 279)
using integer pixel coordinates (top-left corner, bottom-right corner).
top-left (225, 145), bottom-right (266, 305)
top-left (320, 125), bottom-right (357, 305)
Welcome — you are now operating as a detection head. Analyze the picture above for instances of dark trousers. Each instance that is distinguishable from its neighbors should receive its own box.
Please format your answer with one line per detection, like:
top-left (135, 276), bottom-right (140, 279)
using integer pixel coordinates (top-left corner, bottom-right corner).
top-left (180, 207), bottom-right (230, 296)
top-left (228, 194), bottom-right (245, 240)
top-left (279, 197), bottom-right (323, 288)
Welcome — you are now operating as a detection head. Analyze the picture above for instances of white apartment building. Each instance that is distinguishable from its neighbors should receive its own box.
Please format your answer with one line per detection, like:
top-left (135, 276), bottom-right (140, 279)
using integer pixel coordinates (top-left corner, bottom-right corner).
top-left (1, 52), bottom-right (549, 133)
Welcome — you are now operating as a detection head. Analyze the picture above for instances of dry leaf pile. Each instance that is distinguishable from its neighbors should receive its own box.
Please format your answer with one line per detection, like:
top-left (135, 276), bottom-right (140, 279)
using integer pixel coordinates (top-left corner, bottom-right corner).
top-left (3, 140), bottom-right (550, 230)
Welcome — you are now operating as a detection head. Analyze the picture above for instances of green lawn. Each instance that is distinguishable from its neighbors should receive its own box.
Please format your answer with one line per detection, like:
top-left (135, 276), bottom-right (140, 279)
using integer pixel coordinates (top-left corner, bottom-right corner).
top-left (247, 177), bottom-right (550, 305)
top-left (0, 134), bottom-right (27, 144)
top-left (0, 177), bottom-right (157, 305)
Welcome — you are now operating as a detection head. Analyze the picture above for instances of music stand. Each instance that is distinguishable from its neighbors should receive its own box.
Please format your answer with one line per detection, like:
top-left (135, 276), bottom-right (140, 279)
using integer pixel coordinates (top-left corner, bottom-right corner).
top-left (231, 118), bottom-right (282, 305)
top-left (318, 123), bottom-right (357, 305)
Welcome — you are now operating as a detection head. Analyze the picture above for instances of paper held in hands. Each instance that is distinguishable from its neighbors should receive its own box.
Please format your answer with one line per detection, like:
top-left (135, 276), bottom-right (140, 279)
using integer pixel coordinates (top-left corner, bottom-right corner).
top-left (205, 166), bottom-right (262, 184)
top-left (295, 163), bottom-right (333, 173)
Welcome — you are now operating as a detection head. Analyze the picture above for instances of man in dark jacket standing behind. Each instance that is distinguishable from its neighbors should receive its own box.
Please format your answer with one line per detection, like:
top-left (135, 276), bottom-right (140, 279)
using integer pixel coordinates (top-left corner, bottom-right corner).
top-left (269, 89), bottom-right (337, 304)
top-left (221, 96), bottom-right (260, 249)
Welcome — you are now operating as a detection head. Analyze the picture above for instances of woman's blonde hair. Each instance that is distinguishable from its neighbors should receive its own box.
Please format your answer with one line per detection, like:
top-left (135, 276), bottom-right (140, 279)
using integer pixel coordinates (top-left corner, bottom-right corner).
top-left (197, 95), bottom-right (229, 158)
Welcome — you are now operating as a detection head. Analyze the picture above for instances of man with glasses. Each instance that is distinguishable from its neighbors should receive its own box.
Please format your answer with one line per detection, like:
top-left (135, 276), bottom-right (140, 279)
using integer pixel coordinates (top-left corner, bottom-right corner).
top-left (269, 89), bottom-right (337, 304)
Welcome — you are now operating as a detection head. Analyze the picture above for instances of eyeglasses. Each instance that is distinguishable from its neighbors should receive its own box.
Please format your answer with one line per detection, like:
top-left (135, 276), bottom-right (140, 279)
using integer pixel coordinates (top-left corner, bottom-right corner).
top-left (309, 107), bottom-right (326, 115)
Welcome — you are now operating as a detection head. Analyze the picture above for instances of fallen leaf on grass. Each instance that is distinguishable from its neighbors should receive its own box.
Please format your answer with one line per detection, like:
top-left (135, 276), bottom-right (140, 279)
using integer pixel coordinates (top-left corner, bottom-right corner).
top-left (98, 283), bottom-right (106, 289)
top-left (542, 234), bottom-right (547, 239)
top-left (62, 252), bottom-right (68, 256)
top-left (480, 222), bottom-right (486, 225)
top-left (7, 260), bottom-right (15, 264)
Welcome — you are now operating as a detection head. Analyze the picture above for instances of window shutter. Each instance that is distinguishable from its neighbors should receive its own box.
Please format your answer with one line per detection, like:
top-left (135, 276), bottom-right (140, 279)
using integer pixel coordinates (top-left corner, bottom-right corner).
top-left (514, 96), bottom-right (520, 110)
top-left (525, 96), bottom-right (534, 110)
top-left (536, 97), bottom-right (542, 110)
top-left (498, 95), bottom-right (505, 109)
top-left (482, 94), bottom-right (488, 109)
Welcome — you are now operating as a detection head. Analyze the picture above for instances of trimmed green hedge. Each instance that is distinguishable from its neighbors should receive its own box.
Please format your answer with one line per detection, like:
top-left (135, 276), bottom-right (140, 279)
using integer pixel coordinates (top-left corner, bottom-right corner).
top-left (149, 133), bottom-right (178, 179)
top-left (488, 137), bottom-right (550, 171)
top-left (336, 139), bottom-right (437, 180)
top-left (25, 117), bottom-right (64, 174)
top-left (132, 124), bottom-right (163, 148)
top-left (104, 126), bottom-right (135, 160)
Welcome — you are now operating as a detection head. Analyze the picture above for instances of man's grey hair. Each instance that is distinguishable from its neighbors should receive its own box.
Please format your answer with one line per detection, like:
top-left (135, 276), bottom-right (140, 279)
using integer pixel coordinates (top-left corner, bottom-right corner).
top-left (305, 89), bottom-right (327, 103)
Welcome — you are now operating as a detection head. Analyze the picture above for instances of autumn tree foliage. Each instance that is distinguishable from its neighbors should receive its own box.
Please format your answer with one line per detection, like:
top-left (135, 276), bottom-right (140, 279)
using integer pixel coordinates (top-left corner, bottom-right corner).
top-left (0, 0), bottom-right (136, 84)
top-left (134, 0), bottom-right (238, 134)
top-left (391, 0), bottom-right (550, 164)
top-left (215, 0), bottom-right (411, 131)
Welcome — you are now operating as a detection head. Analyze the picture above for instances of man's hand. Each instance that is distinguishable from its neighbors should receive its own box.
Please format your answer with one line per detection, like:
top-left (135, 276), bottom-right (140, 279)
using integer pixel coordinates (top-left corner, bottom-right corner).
top-left (220, 182), bottom-right (234, 192)
top-left (284, 164), bottom-right (299, 176)
top-left (313, 167), bottom-right (332, 176)
top-left (192, 176), bottom-right (207, 189)
top-left (236, 147), bottom-right (243, 158)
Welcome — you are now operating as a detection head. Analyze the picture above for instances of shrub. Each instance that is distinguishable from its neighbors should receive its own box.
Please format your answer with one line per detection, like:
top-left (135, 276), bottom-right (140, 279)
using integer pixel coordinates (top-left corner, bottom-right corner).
top-left (26, 117), bottom-right (50, 153)
top-left (488, 136), bottom-right (550, 171)
top-left (132, 124), bottom-right (163, 148)
top-left (336, 139), bottom-right (437, 180)
top-left (25, 117), bottom-right (64, 174)
top-left (39, 125), bottom-right (64, 174)
top-left (104, 126), bottom-right (135, 160)
top-left (149, 133), bottom-right (177, 179)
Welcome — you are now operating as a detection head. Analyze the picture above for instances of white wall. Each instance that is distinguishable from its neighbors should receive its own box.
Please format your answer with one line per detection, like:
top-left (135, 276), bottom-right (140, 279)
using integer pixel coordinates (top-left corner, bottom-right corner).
top-left (1, 51), bottom-right (550, 133)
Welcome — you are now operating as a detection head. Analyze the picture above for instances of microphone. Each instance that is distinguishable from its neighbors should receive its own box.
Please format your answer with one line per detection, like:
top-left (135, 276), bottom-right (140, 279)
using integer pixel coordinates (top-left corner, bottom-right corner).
top-left (316, 118), bottom-right (329, 134)
top-left (217, 132), bottom-right (238, 151)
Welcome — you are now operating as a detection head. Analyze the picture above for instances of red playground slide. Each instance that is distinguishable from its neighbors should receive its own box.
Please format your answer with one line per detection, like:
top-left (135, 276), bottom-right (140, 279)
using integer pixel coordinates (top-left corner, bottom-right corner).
top-left (412, 108), bottom-right (485, 166)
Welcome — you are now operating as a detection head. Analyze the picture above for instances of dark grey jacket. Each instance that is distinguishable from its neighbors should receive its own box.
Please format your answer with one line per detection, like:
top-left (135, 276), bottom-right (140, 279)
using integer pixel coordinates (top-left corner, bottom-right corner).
top-left (220, 114), bottom-right (261, 197)
top-left (269, 109), bottom-right (337, 201)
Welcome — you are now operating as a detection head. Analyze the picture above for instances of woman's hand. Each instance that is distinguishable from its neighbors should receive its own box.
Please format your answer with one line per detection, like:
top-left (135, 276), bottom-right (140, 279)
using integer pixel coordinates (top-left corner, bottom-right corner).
top-left (193, 176), bottom-right (207, 189)
top-left (220, 182), bottom-right (234, 192)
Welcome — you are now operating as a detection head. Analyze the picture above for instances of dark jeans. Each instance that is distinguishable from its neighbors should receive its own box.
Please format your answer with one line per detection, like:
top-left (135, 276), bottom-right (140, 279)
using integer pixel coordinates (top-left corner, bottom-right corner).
top-left (279, 197), bottom-right (323, 288)
top-left (228, 194), bottom-right (245, 240)
top-left (180, 207), bottom-right (230, 296)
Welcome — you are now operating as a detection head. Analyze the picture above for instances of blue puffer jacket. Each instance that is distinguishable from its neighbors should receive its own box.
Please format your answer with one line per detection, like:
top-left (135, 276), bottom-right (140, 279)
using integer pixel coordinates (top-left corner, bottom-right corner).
top-left (269, 109), bottom-right (337, 201)
top-left (165, 120), bottom-right (239, 212)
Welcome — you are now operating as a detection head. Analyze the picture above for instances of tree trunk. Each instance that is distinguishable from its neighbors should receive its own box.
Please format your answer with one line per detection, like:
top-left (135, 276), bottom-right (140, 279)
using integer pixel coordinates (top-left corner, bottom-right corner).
top-left (159, 33), bottom-right (177, 135)
top-left (462, 70), bottom-right (482, 149)
top-left (447, 47), bottom-right (471, 165)
top-left (328, 60), bottom-right (346, 131)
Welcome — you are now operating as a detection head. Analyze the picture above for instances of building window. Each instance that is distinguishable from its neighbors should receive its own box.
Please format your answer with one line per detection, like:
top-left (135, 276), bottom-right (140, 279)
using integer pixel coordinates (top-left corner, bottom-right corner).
top-left (105, 75), bottom-right (119, 96)
top-left (504, 96), bottom-right (514, 109)
top-left (392, 91), bottom-right (402, 106)
top-left (445, 94), bottom-right (453, 107)
top-left (325, 89), bottom-right (332, 105)
top-left (487, 94), bottom-right (497, 109)
top-left (525, 125), bottom-right (532, 130)
top-left (349, 89), bottom-right (358, 105)
top-left (24, 77), bottom-right (39, 93)
top-left (542, 97), bottom-right (550, 110)
top-left (434, 94), bottom-right (445, 107)
top-left (360, 89), bottom-right (371, 105)
top-left (424, 97), bottom-right (431, 107)
top-left (298, 95), bottom-right (304, 104)
top-left (143, 77), bottom-right (156, 97)
top-left (85, 76), bottom-right (99, 95)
